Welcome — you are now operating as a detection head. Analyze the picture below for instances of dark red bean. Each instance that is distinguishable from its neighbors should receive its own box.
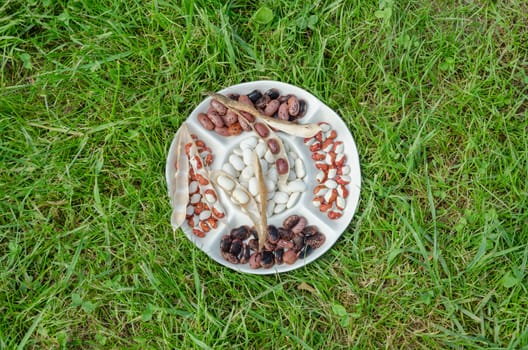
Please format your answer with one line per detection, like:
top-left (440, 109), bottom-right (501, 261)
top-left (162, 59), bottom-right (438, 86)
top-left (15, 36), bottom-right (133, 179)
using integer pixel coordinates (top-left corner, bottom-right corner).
top-left (247, 89), bottom-right (262, 103)
top-left (277, 103), bottom-right (289, 121)
top-left (254, 122), bottom-right (269, 138)
top-left (210, 99), bottom-right (227, 115)
top-left (267, 138), bottom-right (280, 154)
top-left (263, 99), bottom-right (280, 116)
top-left (198, 113), bottom-right (214, 130)
top-left (276, 158), bottom-right (288, 175)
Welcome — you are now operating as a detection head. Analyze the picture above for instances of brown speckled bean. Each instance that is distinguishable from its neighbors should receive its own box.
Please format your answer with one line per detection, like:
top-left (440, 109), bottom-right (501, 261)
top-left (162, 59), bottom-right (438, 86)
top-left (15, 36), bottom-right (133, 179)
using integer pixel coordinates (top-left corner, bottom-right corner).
top-left (283, 249), bottom-right (298, 265)
top-left (238, 117), bottom-right (252, 131)
top-left (291, 216), bottom-right (307, 235)
top-left (198, 113), bottom-right (214, 130)
top-left (240, 111), bottom-right (255, 123)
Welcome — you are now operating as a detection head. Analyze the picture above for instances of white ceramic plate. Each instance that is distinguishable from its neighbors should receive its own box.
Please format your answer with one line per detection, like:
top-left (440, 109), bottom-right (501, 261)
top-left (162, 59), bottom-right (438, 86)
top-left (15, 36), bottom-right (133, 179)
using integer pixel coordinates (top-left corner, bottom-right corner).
top-left (166, 81), bottom-right (361, 274)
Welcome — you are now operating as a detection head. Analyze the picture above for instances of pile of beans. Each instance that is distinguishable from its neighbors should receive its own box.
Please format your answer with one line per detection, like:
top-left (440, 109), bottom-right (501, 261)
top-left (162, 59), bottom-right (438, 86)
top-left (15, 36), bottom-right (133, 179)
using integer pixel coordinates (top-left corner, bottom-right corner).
top-left (221, 136), bottom-right (306, 216)
top-left (305, 122), bottom-right (350, 220)
top-left (219, 215), bottom-right (326, 268)
top-left (197, 89), bottom-right (307, 137)
top-left (185, 135), bottom-right (225, 237)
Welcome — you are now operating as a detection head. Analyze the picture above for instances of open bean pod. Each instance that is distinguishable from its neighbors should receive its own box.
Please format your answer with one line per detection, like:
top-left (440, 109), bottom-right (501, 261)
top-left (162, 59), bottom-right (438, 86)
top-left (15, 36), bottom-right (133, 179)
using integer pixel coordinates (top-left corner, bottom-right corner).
top-left (170, 125), bottom-right (190, 231)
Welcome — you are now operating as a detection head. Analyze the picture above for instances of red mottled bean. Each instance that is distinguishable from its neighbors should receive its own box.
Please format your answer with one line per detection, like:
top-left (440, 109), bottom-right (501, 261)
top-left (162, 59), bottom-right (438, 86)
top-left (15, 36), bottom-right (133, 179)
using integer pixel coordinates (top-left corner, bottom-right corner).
top-left (240, 111), bottom-right (255, 122)
top-left (214, 126), bottom-right (230, 136)
top-left (277, 103), bottom-right (289, 121)
top-left (198, 113), bottom-right (214, 130)
top-left (222, 110), bottom-right (238, 125)
top-left (207, 111), bottom-right (225, 128)
top-left (263, 99), bottom-right (280, 116)
top-left (238, 94), bottom-right (254, 107)
top-left (267, 138), bottom-right (280, 154)
top-left (210, 99), bottom-right (227, 115)
top-left (276, 158), bottom-right (288, 175)
top-left (254, 122), bottom-right (269, 138)
top-left (238, 117), bottom-right (252, 131)
top-left (287, 96), bottom-right (300, 116)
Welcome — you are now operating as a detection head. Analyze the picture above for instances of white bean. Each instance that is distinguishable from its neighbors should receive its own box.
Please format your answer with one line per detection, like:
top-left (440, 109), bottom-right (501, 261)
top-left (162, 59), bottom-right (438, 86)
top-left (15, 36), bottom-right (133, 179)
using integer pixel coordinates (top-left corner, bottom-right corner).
top-left (248, 177), bottom-right (258, 196)
top-left (286, 192), bottom-right (300, 208)
top-left (232, 188), bottom-right (249, 204)
top-left (222, 163), bottom-right (237, 177)
top-left (294, 158), bottom-right (305, 178)
top-left (242, 148), bottom-right (253, 166)
top-left (232, 148), bottom-right (243, 156)
top-left (229, 154), bottom-right (245, 171)
top-left (288, 151), bottom-right (298, 161)
top-left (240, 166), bottom-right (254, 180)
top-left (240, 136), bottom-right (257, 149)
top-left (266, 201), bottom-right (275, 217)
top-left (274, 203), bottom-right (286, 214)
top-left (273, 191), bottom-right (289, 204)
top-left (217, 175), bottom-right (235, 191)
top-left (255, 142), bottom-right (267, 157)
top-left (287, 179), bottom-right (306, 193)
top-left (264, 150), bottom-right (275, 163)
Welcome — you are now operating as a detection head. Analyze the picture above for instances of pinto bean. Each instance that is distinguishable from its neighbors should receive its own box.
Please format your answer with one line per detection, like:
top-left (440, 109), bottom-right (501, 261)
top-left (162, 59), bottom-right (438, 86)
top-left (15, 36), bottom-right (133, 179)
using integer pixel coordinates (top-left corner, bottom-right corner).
top-left (264, 99), bottom-right (280, 116)
top-left (254, 122), bottom-right (269, 138)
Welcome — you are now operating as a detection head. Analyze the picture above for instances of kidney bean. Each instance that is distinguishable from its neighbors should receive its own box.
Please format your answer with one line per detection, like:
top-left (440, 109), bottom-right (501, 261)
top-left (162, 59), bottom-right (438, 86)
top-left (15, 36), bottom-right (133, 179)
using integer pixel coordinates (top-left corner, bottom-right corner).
top-left (267, 138), bottom-right (280, 154)
top-left (198, 113), bottom-right (214, 130)
top-left (276, 158), bottom-right (289, 175)
top-left (254, 122), bottom-right (269, 138)
top-left (240, 111), bottom-right (255, 122)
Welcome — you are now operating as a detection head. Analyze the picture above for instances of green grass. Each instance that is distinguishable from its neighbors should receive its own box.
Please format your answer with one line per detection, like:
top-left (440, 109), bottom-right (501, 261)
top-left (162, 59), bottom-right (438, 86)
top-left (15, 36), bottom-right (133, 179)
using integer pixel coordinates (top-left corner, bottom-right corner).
top-left (1, 0), bottom-right (527, 348)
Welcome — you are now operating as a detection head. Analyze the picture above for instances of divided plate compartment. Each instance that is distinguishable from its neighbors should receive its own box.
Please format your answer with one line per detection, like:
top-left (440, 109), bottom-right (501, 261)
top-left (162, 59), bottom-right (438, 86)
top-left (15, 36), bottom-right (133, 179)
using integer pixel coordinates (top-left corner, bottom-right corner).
top-left (166, 80), bottom-right (361, 274)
